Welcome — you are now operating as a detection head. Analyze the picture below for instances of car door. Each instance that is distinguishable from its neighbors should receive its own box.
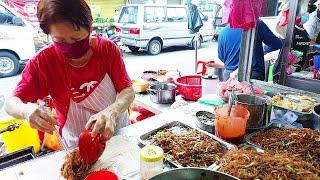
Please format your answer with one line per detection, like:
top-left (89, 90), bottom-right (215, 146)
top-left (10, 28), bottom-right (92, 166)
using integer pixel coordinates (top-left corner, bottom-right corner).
top-left (0, 4), bottom-right (35, 60)
top-left (164, 6), bottom-right (191, 46)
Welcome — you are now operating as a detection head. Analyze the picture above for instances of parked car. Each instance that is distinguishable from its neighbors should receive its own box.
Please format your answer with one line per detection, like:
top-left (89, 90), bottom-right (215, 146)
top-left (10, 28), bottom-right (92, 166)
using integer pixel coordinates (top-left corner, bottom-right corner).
top-left (0, 1), bottom-right (37, 78)
top-left (115, 4), bottom-right (213, 55)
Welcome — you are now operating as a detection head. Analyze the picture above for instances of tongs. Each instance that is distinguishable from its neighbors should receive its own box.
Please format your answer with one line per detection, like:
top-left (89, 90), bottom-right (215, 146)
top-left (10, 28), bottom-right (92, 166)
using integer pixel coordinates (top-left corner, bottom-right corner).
top-left (38, 100), bottom-right (69, 154)
top-left (227, 89), bottom-right (237, 116)
top-left (0, 123), bottom-right (21, 134)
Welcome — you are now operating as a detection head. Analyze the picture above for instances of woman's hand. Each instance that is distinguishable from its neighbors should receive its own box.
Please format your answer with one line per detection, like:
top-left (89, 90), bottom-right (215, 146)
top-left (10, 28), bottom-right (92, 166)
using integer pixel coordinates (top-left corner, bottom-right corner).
top-left (22, 103), bottom-right (57, 134)
top-left (85, 109), bottom-right (118, 141)
top-left (85, 87), bottom-right (135, 141)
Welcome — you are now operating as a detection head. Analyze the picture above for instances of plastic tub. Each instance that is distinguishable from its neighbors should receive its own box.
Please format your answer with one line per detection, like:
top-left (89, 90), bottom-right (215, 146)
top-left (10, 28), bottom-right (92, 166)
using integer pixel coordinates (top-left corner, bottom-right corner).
top-left (0, 118), bottom-right (40, 153)
top-left (215, 104), bottom-right (250, 144)
top-left (174, 75), bottom-right (202, 101)
top-left (85, 170), bottom-right (118, 180)
top-left (140, 145), bottom-right (164, 180)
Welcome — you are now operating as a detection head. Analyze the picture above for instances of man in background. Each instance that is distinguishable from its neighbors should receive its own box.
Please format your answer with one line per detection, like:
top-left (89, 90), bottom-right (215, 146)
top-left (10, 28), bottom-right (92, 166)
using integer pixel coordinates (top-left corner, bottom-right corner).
top-left (218, 19), bottom-right (283, 81)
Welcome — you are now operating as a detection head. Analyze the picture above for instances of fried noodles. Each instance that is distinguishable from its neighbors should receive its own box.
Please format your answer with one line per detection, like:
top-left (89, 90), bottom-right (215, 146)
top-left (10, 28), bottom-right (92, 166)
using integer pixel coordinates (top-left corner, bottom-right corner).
top-left (152, 128), bottom-right (225, 167)
top-left (250, 128), bottom-right (320, 169)
top-left (61, 149), bottom-right (91, 180)
top-left (219, 150), bottom-right (320, 180)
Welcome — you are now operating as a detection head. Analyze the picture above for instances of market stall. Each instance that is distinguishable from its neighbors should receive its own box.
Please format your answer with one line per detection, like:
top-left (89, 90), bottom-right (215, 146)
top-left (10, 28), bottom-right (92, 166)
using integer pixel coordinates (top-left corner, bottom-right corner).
top-left (0, 0), bottom-right (320, 179)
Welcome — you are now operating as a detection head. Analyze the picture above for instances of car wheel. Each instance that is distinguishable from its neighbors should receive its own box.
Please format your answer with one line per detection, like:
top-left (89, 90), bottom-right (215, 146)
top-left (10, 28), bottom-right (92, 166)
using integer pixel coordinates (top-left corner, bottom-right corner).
top-left (0, 51), bottom-right (19, 78)
top-left (148, 39), bottom-right (162, 55)
top-left (128, 46), bottom-right (140, 53)
top-left (192, 36), bottom-right (202, 49)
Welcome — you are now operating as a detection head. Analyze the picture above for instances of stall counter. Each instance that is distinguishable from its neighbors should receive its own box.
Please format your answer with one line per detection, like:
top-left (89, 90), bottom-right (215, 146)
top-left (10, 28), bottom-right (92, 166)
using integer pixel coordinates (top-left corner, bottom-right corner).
top-left (0, 103), bottom-right (214, 179)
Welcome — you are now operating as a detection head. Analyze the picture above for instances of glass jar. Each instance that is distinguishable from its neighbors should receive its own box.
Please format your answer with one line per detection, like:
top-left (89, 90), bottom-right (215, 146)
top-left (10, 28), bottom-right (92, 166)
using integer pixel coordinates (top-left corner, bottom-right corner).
top-left (140, 145), bottom-right (163, 180)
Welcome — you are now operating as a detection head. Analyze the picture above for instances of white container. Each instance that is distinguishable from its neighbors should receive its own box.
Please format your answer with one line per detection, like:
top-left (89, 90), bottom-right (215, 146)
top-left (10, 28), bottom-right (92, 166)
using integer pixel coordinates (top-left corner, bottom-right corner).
top-left (202, 74), bottom-right (219, 96)
top-left (140, 145), bottom-right (164, 180)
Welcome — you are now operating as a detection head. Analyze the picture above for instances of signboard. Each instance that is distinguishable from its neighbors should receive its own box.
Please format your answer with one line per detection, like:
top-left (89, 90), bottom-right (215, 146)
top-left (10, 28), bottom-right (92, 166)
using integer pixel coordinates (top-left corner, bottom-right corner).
top-left (6, 0), bottom-right (39, 25)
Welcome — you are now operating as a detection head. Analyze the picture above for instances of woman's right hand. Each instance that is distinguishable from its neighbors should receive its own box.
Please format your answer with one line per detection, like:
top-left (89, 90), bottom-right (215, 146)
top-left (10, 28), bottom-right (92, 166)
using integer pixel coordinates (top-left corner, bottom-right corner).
top-left (22, 103), bottom-right (57, 134)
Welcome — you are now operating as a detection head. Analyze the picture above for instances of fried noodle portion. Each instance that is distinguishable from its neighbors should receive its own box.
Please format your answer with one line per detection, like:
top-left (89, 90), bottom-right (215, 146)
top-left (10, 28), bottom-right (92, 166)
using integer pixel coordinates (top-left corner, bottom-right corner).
top-left (152, 128), bottom-right (225, 167)
top-left (250, 128), bottom-right (320, 169)
top-left (219, 150), bottom-right (320, 180)
top-left (61, 149), bottom-right (91, 180)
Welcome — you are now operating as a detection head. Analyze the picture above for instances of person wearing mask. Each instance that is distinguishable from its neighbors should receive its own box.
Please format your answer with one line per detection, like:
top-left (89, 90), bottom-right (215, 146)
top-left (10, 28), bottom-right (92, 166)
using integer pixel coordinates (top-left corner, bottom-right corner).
top-left (218, 19), bottom-right (283, 81)
top-left (4, 0), bottom-right (135, 149)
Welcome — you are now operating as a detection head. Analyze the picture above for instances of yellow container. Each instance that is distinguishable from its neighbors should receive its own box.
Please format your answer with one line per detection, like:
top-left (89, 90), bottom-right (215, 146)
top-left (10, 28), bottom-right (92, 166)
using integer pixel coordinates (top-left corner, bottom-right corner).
top-left (0, 118), bottom-right (40, 153)
top-left (132, 80), bottom-right (149, 93)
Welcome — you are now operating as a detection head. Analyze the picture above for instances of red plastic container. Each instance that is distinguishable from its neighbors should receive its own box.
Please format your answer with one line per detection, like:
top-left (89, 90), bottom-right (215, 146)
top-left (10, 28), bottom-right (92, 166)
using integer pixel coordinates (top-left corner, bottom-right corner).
top-left (174, 75), bottom-right (202, 101)
top-left (85, 170), bottom-right (118, 180)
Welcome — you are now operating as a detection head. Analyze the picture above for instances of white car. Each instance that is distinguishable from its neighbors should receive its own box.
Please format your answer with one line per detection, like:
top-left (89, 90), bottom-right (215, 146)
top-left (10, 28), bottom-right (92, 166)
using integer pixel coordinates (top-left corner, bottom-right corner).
top-left (115, 4), bottom-right (213, 55)
top-left (0, 2), bottom-right (37, 77)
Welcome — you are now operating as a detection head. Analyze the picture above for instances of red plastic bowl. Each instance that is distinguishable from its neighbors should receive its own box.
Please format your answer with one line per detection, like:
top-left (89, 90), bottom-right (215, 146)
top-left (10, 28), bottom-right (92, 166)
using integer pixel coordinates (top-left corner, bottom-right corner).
top-left (174, 75), bottom-right (202, 101)
top-left (85, 170), bottom-right (118, 180)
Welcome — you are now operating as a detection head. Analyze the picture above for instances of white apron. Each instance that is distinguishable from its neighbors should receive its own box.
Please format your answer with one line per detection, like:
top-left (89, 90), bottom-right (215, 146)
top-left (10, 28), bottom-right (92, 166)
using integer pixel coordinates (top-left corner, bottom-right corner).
top-left (62, 74), bottom-right (129, 149)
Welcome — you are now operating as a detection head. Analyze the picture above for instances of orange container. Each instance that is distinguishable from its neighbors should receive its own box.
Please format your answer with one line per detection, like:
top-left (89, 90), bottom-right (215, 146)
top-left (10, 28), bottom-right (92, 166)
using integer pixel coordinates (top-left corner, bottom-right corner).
top-left (215, 104), bottom-right (250, 144)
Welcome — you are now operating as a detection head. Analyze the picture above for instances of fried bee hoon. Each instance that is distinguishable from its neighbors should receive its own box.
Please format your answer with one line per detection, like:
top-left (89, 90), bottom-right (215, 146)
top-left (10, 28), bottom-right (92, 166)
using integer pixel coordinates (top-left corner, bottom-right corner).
top-left (219, 150), bottom-right (320, 180)
top-left (250, 128), bottom-right (320, 169)
top-left (152, 128), bottom-right (225, 167)
top-left (61, 149), bottom-right (91, 180)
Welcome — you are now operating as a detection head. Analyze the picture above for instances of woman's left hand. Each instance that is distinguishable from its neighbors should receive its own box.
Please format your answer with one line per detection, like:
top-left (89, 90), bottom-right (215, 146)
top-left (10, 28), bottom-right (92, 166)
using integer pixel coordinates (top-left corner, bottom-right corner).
top-left (85, 110), bottom-right (118, 141)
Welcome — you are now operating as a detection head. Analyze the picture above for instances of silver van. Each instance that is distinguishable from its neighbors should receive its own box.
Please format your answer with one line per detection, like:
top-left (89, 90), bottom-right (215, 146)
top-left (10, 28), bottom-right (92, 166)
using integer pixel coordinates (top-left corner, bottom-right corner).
top-left (115, 4), bottom-right (213, 55)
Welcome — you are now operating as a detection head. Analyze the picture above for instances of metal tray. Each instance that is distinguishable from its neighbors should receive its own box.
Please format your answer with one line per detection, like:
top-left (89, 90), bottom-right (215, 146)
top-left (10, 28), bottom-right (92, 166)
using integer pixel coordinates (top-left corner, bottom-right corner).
top-left (272, 105), bottom-right (312, 128)
top-left (138, 121), bottom-right (237, 168)
top-left (244, 123), bottom-right (295, 148)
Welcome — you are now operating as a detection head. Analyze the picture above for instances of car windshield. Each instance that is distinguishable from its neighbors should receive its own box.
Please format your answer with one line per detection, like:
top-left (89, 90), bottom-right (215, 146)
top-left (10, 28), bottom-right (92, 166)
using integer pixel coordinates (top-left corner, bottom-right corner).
top-left (118, 6), bottom-right (138, 24)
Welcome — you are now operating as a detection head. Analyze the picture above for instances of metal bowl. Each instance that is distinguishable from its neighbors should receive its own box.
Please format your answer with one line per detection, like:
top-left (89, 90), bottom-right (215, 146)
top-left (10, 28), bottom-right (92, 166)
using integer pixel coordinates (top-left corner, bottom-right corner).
top-left (195, 111), bottom-right (215, 133)
top-left (150, 168), bottom-right (239, 180)
top-left (148, 83), bottom-right (176, 104)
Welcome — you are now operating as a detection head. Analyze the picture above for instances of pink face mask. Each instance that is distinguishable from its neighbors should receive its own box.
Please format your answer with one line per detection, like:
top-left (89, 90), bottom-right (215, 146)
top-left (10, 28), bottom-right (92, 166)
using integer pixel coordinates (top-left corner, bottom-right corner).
top-left (54, 36), bottom-right (90, 59)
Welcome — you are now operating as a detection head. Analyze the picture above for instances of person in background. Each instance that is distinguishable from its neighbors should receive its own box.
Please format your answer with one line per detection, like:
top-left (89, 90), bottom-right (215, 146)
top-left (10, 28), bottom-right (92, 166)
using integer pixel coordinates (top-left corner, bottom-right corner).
top-left (218, 19), bottom-right (283, 81)
top-left (4, 0), bottom-right (135, 149)
top-left (304, 0), bottom-right (320, 44)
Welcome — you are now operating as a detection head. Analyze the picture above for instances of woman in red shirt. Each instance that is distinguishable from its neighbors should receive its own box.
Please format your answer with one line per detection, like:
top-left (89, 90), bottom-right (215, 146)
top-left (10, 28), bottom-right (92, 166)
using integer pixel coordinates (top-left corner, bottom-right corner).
top-left (4, 0), bottom-right (134, 149)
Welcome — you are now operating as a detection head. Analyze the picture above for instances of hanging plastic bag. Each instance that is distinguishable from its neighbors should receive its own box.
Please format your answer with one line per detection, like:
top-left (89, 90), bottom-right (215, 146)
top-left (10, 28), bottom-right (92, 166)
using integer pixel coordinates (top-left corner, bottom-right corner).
top-left (223, 0), bottom-right (263, 30)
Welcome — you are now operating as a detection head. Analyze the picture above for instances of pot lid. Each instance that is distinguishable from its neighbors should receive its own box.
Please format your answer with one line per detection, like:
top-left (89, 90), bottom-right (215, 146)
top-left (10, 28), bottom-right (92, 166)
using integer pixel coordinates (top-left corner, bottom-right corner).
top-left (202, 74), bottom-right (218, 79)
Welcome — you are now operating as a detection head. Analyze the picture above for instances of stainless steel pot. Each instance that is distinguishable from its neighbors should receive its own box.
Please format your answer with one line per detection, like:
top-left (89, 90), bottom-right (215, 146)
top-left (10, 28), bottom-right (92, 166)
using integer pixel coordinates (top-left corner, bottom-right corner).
top-left (148, 83), bottom-right (176, 104)
top-left (150, 168), bottom-right (239, 180)
top-left (311, 103), bottom-right (320, 130)
top-left (236, 94), bottom-right (268, 130)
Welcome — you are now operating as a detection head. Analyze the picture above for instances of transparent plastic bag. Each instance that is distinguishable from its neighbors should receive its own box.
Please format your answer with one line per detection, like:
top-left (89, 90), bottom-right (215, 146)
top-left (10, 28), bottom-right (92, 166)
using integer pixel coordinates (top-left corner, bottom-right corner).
top-left (110, 153), bottom-right (140, 180)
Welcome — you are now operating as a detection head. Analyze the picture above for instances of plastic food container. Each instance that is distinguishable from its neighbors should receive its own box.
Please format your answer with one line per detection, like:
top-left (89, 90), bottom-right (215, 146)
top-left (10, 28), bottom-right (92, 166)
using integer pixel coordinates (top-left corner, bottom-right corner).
top-left (140, 145), bottom-right (164, 180)
top-left (132, 80), bottom-right (149, 93)
top-left (0, 118), bottom-right (40, 153)
top-left (215, 104), bottom-right (250, 144)
top-left (85, 170), bottom-right (118, 180)
top-left (174, 75), bottom-right (202, 101)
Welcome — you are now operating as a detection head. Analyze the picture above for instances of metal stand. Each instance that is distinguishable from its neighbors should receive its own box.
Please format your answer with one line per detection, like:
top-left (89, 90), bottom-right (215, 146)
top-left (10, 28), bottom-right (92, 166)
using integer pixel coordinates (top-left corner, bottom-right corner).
top-left (195, 32), bottom-right (199, 73)
top-left (277, 0), bottom-right (299, 85)
top-left (238, 29), bottom-right (256, 82)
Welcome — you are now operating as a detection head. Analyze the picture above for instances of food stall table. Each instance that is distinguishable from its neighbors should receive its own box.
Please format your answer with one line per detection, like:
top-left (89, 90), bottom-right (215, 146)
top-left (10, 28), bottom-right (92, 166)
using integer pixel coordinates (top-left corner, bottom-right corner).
top-left (0, 103), bottom-right (215, 179)
top-left (133, 93), bottom-right (215, 115)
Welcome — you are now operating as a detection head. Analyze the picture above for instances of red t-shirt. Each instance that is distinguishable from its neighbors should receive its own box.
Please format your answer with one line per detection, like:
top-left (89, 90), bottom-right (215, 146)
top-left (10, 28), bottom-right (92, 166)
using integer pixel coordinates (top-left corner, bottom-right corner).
top-left (14, 36), bottom-right (132, 127)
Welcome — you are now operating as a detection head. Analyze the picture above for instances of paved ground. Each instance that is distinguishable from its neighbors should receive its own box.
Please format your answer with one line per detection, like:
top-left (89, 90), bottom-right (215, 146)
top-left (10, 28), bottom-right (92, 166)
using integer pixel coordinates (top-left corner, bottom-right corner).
top-left (0, 41), bottom-right (218, 118)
